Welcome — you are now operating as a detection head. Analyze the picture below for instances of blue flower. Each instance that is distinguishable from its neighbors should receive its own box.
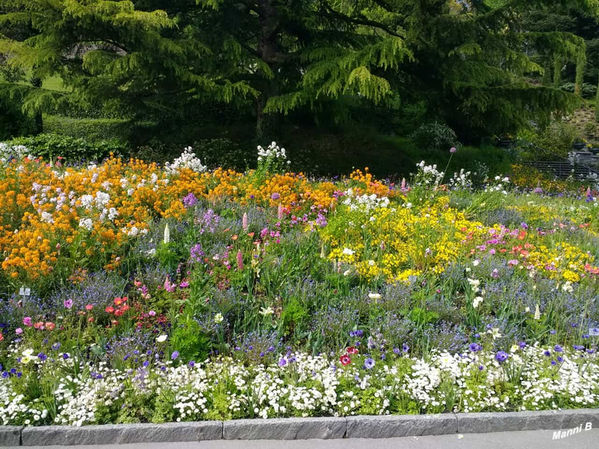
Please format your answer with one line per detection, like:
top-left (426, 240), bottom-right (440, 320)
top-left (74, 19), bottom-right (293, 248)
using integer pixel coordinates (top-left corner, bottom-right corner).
top-left (188, 361), bottom-right (195, 368)
top-left (37, 352), bottom-right (47, 361)
top-left (171, 351), bottom-right (179, 361)
top-left (364, 358), bottom-right (375, 369)
top-left (402, 343), bottom-right (410, 353)
top-left (495, 351), bottom-right (508, 363)
top-left (554, 345), bottom-right (563, 353)
top-left (469, 343), bottom-right (482, 352)
top-left (573, 345), bottom-right (585, 351)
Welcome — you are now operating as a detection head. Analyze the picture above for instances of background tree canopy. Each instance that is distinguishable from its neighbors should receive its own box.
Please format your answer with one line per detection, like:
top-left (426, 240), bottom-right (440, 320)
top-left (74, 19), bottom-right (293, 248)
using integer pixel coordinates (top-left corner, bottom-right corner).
top-left (0, 0), bottom-right (598, 167)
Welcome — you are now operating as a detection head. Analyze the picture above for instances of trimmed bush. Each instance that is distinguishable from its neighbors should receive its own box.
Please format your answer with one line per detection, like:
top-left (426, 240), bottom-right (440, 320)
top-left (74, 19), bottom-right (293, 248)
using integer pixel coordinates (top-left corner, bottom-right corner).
top-left (43, 115), bottom-right (130, 142)
top-left (5, 133), bottom-right (128, 161)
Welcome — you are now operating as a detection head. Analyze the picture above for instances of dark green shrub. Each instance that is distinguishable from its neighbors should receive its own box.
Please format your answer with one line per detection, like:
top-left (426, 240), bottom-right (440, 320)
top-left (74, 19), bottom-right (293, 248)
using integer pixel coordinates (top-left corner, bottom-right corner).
top-left (410, 122), bottom-right (460, 151)
top-left (5, 133), bottom-right (128, 161)
top-left (43, 115), bottom-right (130, 142)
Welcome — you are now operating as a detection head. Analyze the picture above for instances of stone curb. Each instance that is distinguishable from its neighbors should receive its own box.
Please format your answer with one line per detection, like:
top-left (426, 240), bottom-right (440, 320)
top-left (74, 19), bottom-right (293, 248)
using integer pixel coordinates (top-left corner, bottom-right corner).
top-left (0, 426), bottom-right (22, 447)
top-left (0, 409), bottom-right (597, 446)
top-left (20, 422), bottom-right (222, 446)
top-left (224, 417), bottom-right (346, 440)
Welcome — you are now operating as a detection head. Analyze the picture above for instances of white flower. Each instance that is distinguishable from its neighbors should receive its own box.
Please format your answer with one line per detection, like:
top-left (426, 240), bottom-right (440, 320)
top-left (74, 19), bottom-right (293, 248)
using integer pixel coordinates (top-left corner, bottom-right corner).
top-left (472, 296), bottom-right (483, 308)
top-left (259, 306), bottom-right (274, 316)
top-left (472, 259), bottom-right (480, 267)
top-left (342, 248), bottom-right (355, 256)
top-left (78, 218), bottom-right (93, 231)
top-left (156, 335), bottom-right (168, 343)
top-left (368, 293), bottom-right (382, 300)
top-left (534, 304), bottom-right (541, 320)
top-left (214, 313), bottom-right (224, 324)
top-left (164, 224), bottom-right (170, 244)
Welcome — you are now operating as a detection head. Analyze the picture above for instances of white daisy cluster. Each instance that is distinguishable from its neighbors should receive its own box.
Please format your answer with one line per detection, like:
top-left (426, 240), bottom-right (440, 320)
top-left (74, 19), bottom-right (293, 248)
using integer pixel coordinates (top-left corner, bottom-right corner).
top-left (257, 142), bottom-right (289, 164)
top-left (0, 142), bottom-right (32, 164)
top-left (165, 147), bottom-right (207, 175)
top-left (343, 188), bottom-right (390, 212)
top-left (484, 175), bottom-right (510, 194)
top-left (413, 161), bottom-right (444, 187)
top-left (0, 345), bottom-right (597, 426)
top-left (448, 169), bottom-right (473, 190)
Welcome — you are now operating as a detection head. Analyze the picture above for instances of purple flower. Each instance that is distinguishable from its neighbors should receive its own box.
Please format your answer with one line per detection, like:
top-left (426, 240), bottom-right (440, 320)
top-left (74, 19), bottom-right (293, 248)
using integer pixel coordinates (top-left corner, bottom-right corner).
top-left (543, 350), bottom-right (551, 357)
top-left (271, 192), bottom-right (280, 200)
top-left (402, 343), bottom-right (410, 353)
top-left (478, 365), bottom-right (484, 371)
top-left (278, 358), bottom-right (287, 367)
top-left (63, 299), bottom-right (73, 309)
top-left (51, 342), bottom-right (61, 351)
top-left (37, 352), bottom-right (47, 361)
top-left (364, 358), bottom-right (375, 369)
top-left (188, 361), bottom-right (195, 368)
top-left (393, 347), bottom-right (400, 355)
top-left (495, 351), bottom-right (508, 363)
top-left (450, 147), bottom-right (457, 153)
top-left (554, 345), bottom-right (563, 353)
top-left (171, 351), bottom-right (179, 361)
top-left (469, 343), bottom-right (482, 352)
top-left (182, 193), bottom-right (198, 208)
top-left (573, 345), bottom-right (585, 351)
top-left (62, 353), bottom-right (70, 360)
top-left (518, 341), bottom-right (527, 349)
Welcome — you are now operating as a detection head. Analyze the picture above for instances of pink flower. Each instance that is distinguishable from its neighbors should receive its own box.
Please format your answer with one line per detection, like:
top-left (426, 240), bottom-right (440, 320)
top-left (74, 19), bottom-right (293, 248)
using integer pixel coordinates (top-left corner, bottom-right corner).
top-left (23, 317), bottom-right (32, 327)
top-left (242, 213), bottom-right (248, 231)
top-left (15, 327), bottom-right (23, 335)
top-left (85, 304), bottom-right (93, 311)
top-left (508, 259), bottom-right (519, 267)
top-left (163, 277), bottom-right (176, 293)
top-left (236, 250), bottom-right (244, 270)
top-left (450, 147), bottom-right (457, 153)
top-left (64, 299), bottom-right (73, 309)
top-left (148, 310), bottom-right (156, 317)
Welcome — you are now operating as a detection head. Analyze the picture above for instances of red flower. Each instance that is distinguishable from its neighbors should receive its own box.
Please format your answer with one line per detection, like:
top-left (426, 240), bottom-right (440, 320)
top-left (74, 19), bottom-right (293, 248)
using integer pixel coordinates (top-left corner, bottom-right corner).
top-left (0, 333), bottom-right (3, 342)
top-left (105, 306), bottom-right (115, 314)
top-left (114, 297), bottom-right (122, 306)
top-left (346, 346), bottom-right (359, 355)
top-left (85, 304), bottom-right (93, 311)
top-left (340, 354), bottom-right (351, 366)
top-left (121, 304), bottom-right (130, 312)
top-left (45, 322), bottom-right (55, 331)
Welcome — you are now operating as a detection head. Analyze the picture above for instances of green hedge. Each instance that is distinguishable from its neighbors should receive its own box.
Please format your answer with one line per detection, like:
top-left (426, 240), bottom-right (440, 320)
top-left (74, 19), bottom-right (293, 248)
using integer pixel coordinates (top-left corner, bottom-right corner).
top-left (43, 115), bottom-right (130, 142)
top-left (5, 133), bottom-right (128, 162)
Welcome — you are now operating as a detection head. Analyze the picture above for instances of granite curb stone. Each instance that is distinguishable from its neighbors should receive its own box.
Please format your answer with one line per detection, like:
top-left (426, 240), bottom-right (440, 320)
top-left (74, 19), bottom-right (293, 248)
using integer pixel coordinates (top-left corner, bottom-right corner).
top-left (0, 426), bottom-right (22, 447)
top-left (346, 414), bottom-right (458, 438)
top-left (21, 422), bottom-right (222, 446)
top-left (223, 417), bottom-right (347, 440)
top-left (455, 409), bottom-right (599, 434)
top-left (1, 409), bottom-right (598, 446)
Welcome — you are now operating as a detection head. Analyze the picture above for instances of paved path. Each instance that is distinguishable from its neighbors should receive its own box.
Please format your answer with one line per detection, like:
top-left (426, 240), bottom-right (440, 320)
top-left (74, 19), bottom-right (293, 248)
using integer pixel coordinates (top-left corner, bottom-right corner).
top-left (11, 428), bottom-right (599, 449)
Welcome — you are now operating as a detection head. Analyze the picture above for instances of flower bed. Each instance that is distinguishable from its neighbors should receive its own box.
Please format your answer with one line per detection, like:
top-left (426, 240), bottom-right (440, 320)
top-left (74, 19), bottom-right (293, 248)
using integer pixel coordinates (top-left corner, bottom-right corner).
top-left (0, 142), bottom-right (598, 426)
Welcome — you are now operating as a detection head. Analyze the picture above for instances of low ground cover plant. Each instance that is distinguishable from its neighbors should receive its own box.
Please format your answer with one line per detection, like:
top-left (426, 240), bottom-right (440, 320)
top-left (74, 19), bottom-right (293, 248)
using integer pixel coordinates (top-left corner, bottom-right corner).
top-left (0, 142), bottom-right (598, 426)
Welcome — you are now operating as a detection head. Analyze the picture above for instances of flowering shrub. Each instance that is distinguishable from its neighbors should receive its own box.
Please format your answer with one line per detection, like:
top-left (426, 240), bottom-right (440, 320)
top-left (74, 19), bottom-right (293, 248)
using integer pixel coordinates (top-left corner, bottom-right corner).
top-left (0, 144), bottom-right (598, 426)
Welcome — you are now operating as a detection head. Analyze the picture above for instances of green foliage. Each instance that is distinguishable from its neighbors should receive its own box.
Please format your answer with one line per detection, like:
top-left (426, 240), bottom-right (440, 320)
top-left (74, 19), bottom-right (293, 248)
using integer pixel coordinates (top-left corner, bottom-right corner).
top-left (518, 121), bottom-right (582, 159)
top-left (560, 81), bottom-right (598, 98)
top-left (43, 115), bottom-right (130, 142)
top-left (4, 133), bottom-right (127, 161)
top-left (170, 316), bottom-right (211, 363)
top-left (410, 122), bottom-right (460, 151)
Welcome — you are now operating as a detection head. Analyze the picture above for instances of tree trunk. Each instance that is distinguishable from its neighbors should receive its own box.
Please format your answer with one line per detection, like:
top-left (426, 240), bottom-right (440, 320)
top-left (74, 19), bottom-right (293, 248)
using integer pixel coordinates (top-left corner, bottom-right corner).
top-left (255, 0), bottom-right (281, 140)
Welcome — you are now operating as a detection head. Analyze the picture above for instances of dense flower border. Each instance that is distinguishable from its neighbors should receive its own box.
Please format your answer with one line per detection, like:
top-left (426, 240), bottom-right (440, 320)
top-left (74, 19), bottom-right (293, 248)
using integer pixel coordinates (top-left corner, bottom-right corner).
top-left (1, 344), bottom-right (597, 427)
